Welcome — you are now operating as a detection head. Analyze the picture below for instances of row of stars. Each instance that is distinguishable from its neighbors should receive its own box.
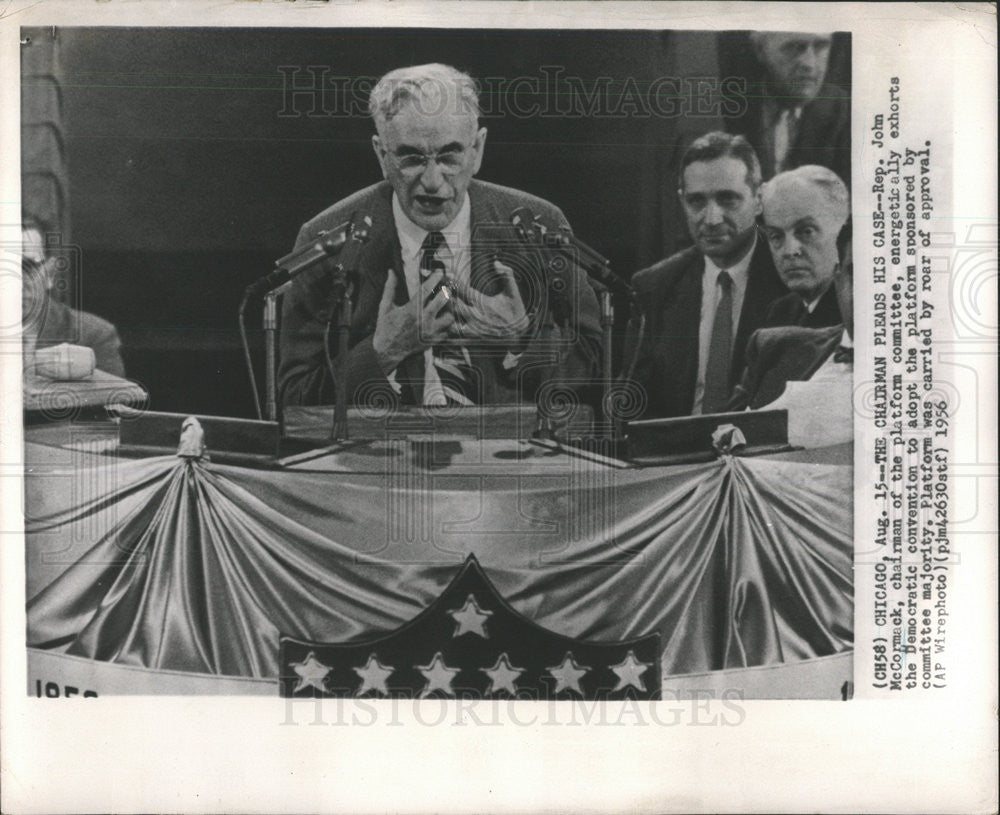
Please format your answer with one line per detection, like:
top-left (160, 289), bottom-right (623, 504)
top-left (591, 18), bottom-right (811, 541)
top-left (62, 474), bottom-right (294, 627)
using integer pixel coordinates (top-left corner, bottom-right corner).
top-left (291, 649), bottom-right (650, 698)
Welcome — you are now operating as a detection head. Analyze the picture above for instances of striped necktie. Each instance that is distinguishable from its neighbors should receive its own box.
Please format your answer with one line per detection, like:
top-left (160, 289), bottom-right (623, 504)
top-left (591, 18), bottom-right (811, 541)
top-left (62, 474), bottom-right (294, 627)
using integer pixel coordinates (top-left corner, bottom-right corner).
top-left (420, 231), bottom-right (476, 406)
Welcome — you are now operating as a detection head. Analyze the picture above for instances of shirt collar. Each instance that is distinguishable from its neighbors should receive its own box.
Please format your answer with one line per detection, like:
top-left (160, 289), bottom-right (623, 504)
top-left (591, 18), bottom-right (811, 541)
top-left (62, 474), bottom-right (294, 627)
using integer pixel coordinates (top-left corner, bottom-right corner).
top-left (703, 233), bottom-right (757, 284)
top-left (392, 192), bottom-right (471, 260)
top-left (839, 327), bottom-right (853, 349)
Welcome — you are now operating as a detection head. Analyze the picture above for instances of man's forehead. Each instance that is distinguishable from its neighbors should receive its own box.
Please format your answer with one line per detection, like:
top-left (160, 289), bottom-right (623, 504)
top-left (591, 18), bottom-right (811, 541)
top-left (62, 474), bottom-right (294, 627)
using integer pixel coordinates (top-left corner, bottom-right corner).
top-left (378, 105), bottom-right (477, 146)
top-left (682, 156), bottom-right (753, 191)
top-left (764, 32), bottom-right (832, 51)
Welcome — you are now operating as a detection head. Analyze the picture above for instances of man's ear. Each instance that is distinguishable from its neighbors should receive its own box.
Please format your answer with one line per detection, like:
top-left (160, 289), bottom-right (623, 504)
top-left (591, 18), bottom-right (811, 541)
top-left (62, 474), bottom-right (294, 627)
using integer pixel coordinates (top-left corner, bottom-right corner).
top-left (471, 126), bottom-right (488, 175)
top-left (372, 134), bottom-right (389, 180)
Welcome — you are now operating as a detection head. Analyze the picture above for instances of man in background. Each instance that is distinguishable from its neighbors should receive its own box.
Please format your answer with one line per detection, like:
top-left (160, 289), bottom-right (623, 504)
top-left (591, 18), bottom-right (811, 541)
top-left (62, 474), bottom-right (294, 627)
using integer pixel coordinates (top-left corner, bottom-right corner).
top-left (624, 131), bottom-right (786, 418)
top-left (279, 63), bottom-right (601, 408)
top-left (22, 216), bottom-right (125, 378)
top-left (759, 165), bottom-right (849, 329)
top-left (729, 32), bottom-right (850, 185)
top-left (728, 221), bottom-right (853, 411)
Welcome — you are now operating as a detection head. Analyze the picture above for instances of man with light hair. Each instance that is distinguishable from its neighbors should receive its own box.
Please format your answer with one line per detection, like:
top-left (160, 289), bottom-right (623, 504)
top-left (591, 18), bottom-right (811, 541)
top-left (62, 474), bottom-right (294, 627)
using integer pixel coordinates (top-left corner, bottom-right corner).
top-left (759, 164), bottom-right (850, 329)
top-left (728, 218), bottom-right (854, 411)
top-left (729, 32), bottom-right (850, 184)
top-left (279, 63), bottom-right (601, 408)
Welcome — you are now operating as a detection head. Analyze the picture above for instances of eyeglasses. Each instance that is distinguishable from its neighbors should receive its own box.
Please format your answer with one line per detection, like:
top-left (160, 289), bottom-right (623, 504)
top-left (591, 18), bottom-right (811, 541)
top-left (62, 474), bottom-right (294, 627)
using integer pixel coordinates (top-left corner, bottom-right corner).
top-left (388, 146), bottom-right (471, 177)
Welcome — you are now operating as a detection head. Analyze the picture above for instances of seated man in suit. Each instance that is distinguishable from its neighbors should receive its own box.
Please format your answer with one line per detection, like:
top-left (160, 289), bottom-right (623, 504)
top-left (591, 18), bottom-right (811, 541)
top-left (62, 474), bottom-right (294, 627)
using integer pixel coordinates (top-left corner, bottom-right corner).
top-left (760, 165), bottom-right (849, 329)
top-left (623, 131), bottom-right (786, 418)
top-left (729, 32), bottom-right (850, 185)
top-left (21, 217), bottom-right (126, 378)
top-left (279, 63), bottom-right (601, 408)
top-left (728, 225), bottom-right (853, 411)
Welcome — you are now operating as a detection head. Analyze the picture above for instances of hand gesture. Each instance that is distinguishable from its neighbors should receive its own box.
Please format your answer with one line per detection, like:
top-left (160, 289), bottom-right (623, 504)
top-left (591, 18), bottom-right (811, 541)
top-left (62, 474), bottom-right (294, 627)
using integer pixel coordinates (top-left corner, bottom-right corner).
top-left (372, 269), bottom-right (455, 373)
top-left (449, 259), bottom-right (530, 341)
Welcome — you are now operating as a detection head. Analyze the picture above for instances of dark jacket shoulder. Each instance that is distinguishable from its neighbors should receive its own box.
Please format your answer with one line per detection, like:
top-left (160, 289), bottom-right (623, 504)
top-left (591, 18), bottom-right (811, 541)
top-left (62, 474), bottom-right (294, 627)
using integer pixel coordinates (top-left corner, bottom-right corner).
top-left (630, 245), bottom-right (702, 298)
top-left (296, 182), bottom-right (390, 244)
top-left (748, 324), bottom-right (842, 356)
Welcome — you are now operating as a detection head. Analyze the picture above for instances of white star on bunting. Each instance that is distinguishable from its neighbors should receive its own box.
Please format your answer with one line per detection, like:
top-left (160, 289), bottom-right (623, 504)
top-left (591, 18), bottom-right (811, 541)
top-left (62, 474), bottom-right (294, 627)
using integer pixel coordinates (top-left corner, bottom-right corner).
top-left (448, 594), bottom-right (493, 638)
top-left (610, 650), bottom-right (650, 692)
top-left (290, 651), bottom-right (331, 694)
top-left (547, 652), bottom-right (590, 695)
top-left (417, 651), bottom-right (460, 698)
top-left (482, 652), bottom-right (524, 696)
top-left (354, 653), bottom-right (394, 696)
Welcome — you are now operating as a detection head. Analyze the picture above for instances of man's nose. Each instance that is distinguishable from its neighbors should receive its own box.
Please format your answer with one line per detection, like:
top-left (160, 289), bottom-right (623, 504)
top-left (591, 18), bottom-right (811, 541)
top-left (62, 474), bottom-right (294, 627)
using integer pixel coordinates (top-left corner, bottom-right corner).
top-left (702, 200), bottom-right (724, 225)
top-left (419, 158), bottom-right (445, 191)
top-left (783, 234), bottom-right (804, 256)
top-left (797, 46), bottom-right (820, 74)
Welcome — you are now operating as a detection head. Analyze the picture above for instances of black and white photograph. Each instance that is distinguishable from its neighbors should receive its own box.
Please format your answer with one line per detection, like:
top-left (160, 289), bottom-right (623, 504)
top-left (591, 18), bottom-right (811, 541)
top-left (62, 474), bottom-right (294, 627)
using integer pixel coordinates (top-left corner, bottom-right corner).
top-left (17, 24), bottom-right (855, 698)
top-left (1, 3), bottom-right (995, 814)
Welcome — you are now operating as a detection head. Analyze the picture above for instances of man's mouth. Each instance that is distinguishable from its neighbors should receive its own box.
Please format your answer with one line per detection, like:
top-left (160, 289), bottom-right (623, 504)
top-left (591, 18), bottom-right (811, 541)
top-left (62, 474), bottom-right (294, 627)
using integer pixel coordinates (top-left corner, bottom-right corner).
top-left (414, 195), bottom-right (448, 210)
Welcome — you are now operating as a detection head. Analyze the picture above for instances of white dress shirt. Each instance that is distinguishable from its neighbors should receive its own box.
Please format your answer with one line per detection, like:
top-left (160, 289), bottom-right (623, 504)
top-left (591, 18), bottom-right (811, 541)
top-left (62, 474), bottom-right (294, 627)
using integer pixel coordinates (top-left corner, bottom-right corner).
top-left (388, 193), bottom-right (472, 404)
top-left (691, 236), bottom-right (755, 414)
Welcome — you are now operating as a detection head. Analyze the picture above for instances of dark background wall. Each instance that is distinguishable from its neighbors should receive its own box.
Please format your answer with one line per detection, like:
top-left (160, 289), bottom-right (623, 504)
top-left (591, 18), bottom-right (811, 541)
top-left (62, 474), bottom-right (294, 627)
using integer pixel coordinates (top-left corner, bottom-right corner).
top-left (23, 27), bottom-right (849, 418)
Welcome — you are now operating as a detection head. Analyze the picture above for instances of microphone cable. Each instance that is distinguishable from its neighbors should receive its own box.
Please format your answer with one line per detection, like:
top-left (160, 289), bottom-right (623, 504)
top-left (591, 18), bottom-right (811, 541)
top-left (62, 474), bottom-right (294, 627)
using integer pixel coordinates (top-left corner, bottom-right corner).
top-left (238, 290), bottom-right (264, 420)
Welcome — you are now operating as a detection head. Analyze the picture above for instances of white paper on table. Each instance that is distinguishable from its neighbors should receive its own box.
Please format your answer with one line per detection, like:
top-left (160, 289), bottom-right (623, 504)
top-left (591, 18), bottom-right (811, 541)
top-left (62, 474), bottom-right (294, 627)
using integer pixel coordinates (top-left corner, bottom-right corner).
top-left (765, 380), bottom-right (853, 448)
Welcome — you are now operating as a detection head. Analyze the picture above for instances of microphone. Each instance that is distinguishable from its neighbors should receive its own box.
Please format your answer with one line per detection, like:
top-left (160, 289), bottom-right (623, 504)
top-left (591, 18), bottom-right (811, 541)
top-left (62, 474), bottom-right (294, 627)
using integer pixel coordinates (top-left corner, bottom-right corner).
top-left (510, 208), bottom-right (630, 296)
top-left (244, 214), bottom-right (369, 299)
top-left (328, 213), bottom-right (373, 300)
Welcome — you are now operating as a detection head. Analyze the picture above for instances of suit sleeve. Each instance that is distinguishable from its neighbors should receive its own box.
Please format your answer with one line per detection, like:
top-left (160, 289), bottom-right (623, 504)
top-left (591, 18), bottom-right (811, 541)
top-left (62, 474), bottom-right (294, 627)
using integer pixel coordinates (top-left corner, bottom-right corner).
top-left (726, 329), bottom-right (765, 412)
top-left (278, 224), bottom-right (387, 407)
top-left (81, 314), bottom-right (126, 378)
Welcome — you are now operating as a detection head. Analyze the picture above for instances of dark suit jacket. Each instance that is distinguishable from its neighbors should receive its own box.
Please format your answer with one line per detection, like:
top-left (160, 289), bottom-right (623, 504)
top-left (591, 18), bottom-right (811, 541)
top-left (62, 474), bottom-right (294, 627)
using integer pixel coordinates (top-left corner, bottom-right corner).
top-left (279, 179), bottom-right (602, 407)
top-left (622, 237), bottom-right (787, 419)
top-left (730, 82), bottom-right (851, 184)
top-left (35, 299), bottom-right (125, 377)
top-left (764, 285), bottom-right (842, 329)
top-left (727, 324), bottom-right (843, 411)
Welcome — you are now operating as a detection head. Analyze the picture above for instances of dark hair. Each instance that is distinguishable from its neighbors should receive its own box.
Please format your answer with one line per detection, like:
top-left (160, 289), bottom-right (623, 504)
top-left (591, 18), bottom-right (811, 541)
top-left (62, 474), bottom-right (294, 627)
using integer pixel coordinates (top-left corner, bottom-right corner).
top-left (678, 131), bottom-right (762, 190)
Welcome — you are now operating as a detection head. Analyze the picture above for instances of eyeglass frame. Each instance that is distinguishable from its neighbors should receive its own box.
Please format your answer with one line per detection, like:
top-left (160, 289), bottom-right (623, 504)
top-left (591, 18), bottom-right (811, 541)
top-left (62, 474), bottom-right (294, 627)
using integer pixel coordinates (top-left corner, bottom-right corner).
top-left (383, 140), bottom-right (481, 177)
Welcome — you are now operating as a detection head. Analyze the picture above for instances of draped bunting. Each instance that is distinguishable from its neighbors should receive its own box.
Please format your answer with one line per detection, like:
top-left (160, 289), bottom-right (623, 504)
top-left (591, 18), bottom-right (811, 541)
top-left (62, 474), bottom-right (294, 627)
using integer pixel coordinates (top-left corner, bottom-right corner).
top-left (26, 441), bottom-right (852, 680)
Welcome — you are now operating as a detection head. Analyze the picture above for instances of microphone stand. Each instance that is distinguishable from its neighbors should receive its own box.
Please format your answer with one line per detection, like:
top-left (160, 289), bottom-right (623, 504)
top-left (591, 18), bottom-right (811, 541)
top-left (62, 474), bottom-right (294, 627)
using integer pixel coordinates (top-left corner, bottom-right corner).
top-left (535, 254), bottom-right (572, 440)
top-left (263, 287), bottom-right (283, 423)
top-left (322, 214), bottom-right (371, 443)
top-left (513, 210), bottom-right (632, 441)
top-left (327, 271), bottom-right (353, 442)
top-left (596, 283), bottom-right (615, 439)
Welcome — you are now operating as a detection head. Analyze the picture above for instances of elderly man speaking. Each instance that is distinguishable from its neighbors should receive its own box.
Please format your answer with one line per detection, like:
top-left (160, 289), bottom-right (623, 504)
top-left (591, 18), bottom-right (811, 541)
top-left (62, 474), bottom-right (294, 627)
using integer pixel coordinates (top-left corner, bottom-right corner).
top-left (278, 63), bottom-right (601, 408)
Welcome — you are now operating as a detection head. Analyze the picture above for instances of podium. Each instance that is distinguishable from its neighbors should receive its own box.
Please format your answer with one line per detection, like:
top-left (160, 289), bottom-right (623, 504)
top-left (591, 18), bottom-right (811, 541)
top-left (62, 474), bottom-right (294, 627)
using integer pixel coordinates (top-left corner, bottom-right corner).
top-left (113, 402), bottom-right (793, 468)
